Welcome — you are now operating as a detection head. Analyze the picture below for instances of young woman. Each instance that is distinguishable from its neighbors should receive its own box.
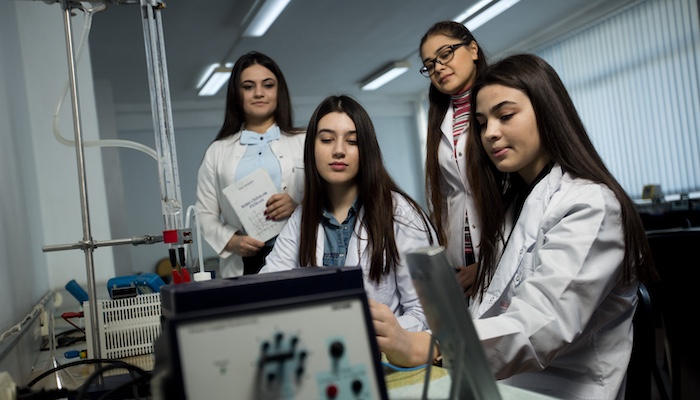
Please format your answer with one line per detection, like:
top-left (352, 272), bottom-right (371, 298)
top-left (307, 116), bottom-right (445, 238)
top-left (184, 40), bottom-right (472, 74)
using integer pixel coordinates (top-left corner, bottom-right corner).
top-left (419, 21), bottom-right (488, 294)
top-left (385, 54), bottom-right (658, 399)
top-left (466, 53), bottom-right (659, 399)
top-left (261, 95), bottom-right (436, 336)
top-left (195, 51), bottom-right (305, 278)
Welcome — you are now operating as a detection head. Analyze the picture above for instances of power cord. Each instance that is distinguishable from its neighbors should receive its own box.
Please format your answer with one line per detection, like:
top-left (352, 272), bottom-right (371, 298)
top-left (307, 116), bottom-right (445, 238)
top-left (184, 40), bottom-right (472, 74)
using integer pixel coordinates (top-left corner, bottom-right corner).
top-left (19, 358), bottom-right (150, 400)
top-left (16, 387), bottom-right (75, 400)
top-left (74, 362), bottom-right (148, 400)
top-left (40, 328), bottom-right (85, 351)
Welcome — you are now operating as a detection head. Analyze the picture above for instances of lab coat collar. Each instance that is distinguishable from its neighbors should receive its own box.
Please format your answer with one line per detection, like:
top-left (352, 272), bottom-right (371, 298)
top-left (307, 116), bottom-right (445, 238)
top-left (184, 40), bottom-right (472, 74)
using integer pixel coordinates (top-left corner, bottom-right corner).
top-left (440, 103), bottom-right (454, 142)
top-left (473, 164), bottom-right (564, 318)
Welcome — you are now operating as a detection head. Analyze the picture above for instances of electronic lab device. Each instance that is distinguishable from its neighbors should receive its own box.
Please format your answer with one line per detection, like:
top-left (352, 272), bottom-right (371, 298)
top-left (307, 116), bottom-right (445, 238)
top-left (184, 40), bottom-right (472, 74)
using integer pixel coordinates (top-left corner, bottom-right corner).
top-left (151, 267), bottom-right (389, 400)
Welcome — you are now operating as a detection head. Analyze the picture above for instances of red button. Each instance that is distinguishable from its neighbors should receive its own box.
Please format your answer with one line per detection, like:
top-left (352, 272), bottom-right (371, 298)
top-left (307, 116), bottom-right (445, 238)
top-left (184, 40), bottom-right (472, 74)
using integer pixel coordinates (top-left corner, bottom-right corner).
top-left (326, 384), bottom-right (338, 398)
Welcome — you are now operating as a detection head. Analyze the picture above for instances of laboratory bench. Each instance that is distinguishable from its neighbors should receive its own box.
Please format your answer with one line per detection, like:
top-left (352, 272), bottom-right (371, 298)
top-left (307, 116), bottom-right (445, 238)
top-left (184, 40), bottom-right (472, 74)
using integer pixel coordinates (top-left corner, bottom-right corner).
top-left (20, 273), bottom-right (559, 400)
top-left (25, 341), bottom-right (556, 400)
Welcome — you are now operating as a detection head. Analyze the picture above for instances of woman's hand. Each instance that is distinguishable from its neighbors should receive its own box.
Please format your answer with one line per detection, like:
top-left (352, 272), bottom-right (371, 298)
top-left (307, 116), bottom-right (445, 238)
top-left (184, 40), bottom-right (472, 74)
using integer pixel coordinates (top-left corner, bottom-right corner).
top-left (265, 193), bottom-right (297, 221)
top-left (226, 232), bottom-right (264, 257)
top-left (369, 299), bottom-right (433, 367)
top-left (456, 263), bottom-right (478, 296)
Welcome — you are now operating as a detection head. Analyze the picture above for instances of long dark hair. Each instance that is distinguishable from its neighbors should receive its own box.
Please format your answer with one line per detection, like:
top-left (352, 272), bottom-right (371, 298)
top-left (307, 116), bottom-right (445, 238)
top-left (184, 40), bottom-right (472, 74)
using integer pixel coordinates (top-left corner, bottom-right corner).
top-left (467, 54), bottom-right (658, 297)
top-left (300, 95), bottom-right (435, 282)
top-left (419, 21), bottom-right (488, 246)
top-left (215, 51), bottom-right (301, 140)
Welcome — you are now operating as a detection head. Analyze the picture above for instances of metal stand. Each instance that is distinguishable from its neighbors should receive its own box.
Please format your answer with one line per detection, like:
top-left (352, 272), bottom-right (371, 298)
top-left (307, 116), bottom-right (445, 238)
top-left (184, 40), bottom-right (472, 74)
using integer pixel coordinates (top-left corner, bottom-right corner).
top-left (53, 0), bottom-right (103, 361)
top-left (40, 0), bottom-right (183, 361)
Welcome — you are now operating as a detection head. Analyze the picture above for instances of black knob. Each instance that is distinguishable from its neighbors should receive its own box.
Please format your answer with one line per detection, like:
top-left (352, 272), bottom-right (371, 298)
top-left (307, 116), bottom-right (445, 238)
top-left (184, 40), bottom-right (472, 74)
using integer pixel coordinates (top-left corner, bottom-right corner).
top-left (351, 379), bottom-right (363, 394)
top-left (329, 341), bottom-right (344, 358)
top-left (275, 332), bottom-right (283, 345)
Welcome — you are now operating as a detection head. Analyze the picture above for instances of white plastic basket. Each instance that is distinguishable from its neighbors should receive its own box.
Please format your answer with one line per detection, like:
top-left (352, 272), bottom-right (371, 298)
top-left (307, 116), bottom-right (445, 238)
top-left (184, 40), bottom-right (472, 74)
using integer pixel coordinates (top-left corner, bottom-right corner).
top-left (84, 293), bottom-right (162, 359)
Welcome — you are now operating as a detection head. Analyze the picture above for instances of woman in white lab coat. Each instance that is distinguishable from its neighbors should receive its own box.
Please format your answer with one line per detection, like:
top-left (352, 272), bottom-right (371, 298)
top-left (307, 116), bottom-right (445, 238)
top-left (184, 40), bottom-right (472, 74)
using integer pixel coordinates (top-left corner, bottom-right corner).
top-left (418, 21), bottom-right (489, 293)
top-left (196, 51), bottom-right (305, 278)
top-left (261, 95), bottom-right (436, 335)
top-left (381, 54), bottom-right (658, 399)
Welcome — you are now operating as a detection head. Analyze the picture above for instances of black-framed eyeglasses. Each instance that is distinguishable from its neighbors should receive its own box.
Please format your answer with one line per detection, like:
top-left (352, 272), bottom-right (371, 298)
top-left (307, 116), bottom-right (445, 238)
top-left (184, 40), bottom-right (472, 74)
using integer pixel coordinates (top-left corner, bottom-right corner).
top-left (419, 42), bottom-right (469, 78)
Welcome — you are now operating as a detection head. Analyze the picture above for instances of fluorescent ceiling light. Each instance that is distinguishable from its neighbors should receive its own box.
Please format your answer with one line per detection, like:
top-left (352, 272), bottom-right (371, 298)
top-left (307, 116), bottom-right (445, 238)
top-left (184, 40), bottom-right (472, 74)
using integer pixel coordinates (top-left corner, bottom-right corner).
top-left (453, 0), bottom-right (493, 23)
top-left (243, 0), bottom-right (292, 37)
top-left (454, 0), bottom-right (521, 31)
top-left (197, 64), bottom-right (233, 96)
top-left (360, 61), bottom-right (410, 91)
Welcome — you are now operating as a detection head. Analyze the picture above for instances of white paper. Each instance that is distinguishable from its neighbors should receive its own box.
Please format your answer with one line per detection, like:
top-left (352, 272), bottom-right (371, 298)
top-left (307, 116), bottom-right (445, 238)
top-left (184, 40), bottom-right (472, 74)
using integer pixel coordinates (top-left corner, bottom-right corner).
top-left (223, 168), bottom-right (286, 242)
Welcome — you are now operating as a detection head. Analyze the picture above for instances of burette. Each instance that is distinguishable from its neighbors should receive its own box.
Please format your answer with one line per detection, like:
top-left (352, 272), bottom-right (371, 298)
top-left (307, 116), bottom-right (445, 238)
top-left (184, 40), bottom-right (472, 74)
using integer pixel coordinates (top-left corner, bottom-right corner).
top-left (139, 0), bottom-right (191, 271)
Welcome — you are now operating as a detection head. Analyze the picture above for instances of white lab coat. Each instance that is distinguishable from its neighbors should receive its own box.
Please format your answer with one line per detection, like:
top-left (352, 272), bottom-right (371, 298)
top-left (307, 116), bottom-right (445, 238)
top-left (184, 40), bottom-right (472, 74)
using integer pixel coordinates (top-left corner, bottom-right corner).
top-left (438, 106), bottom-right (481, 267)
top-left (195, 128), bottom-right (305, 278)
top-left (470, 164), bottom-right (637, 400)
top-left (261, 192), bottom-right (435, 332)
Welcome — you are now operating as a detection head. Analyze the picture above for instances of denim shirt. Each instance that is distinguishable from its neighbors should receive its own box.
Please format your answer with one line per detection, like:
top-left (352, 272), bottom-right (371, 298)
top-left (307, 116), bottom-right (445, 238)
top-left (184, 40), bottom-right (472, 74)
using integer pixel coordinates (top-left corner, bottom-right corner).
top-left (321, 200), bottom-right (359, 267)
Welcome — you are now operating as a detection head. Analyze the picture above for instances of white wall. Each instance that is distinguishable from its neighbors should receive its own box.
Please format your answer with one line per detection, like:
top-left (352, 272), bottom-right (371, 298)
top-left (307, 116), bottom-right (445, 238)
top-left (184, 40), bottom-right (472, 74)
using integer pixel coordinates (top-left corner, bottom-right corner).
top-left (0, 0), bottom-right (115, 383)
top-left (0, 0), bottom-right (46, 338)
top-left (15, 1), bottom-right (116, 287)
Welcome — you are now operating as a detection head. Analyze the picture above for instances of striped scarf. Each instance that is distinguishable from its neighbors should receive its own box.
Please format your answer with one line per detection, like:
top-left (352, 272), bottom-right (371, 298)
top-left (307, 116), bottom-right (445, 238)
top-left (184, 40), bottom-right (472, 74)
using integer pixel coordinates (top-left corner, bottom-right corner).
top-left (452, 89), bottom-right (475, 265)
top-left (451, 89), bottom-right (471, 157)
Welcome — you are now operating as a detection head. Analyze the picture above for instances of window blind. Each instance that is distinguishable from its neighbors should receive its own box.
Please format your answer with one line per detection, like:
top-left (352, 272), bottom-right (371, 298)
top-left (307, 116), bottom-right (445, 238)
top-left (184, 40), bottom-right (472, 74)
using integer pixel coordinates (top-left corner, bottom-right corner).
top-left (536, 0), bottom-right (700, 198)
